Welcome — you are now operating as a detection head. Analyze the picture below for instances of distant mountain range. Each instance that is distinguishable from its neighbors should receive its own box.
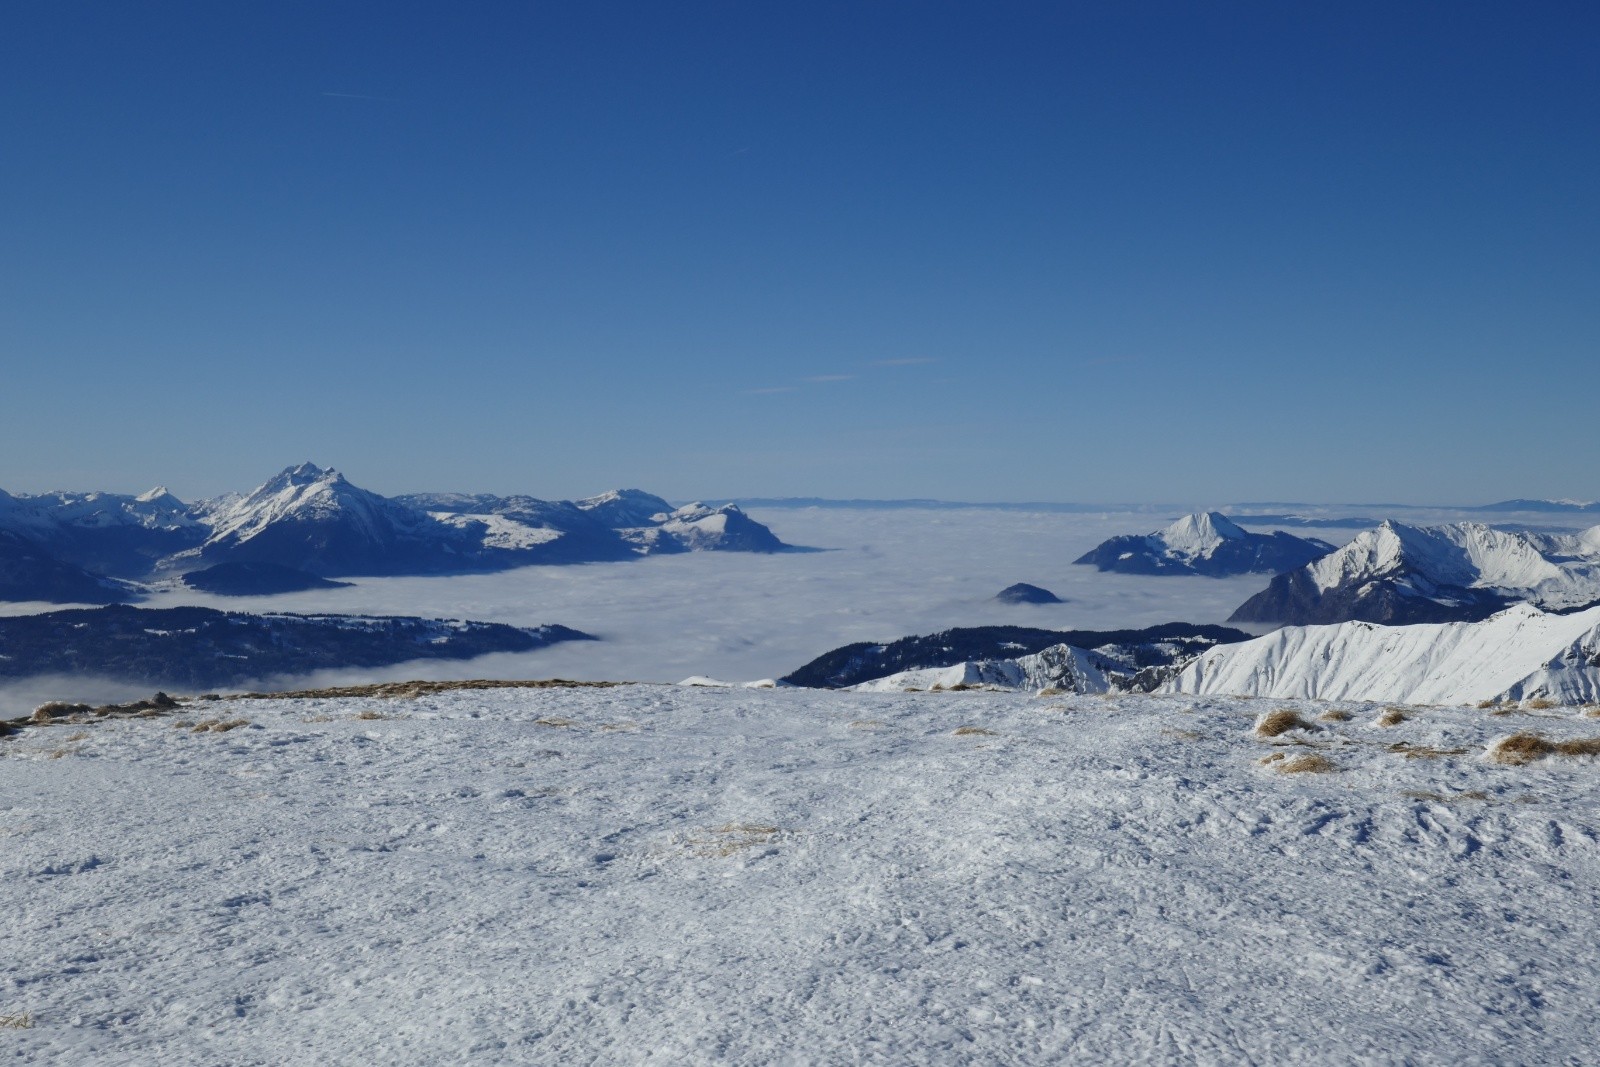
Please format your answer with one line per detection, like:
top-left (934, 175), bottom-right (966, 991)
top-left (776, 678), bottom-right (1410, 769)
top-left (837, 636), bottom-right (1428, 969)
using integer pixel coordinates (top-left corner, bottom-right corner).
top-left (0, 604), bottom-right (593, 689)
top-left (1074, 512), bottom-right (1335, 577)
top-left (782, 622), bottom-right (1249, 690)
top-left (0, 464), bottom-right (792, 603)
top-left (1229, 521), bottom-right (1600, 626)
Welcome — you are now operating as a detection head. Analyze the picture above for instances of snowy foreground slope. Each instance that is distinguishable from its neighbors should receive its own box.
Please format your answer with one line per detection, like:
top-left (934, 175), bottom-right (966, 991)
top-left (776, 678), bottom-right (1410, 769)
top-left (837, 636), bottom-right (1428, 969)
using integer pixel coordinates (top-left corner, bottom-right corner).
top-left (6, 685), bottom-right (1600, 1064)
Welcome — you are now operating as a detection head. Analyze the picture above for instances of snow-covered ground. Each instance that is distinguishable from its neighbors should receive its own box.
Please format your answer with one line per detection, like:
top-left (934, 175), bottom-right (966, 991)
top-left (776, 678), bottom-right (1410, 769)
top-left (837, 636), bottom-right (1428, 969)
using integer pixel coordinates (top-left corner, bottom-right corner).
top-left (6, 684), bottom-right (1600, 1064)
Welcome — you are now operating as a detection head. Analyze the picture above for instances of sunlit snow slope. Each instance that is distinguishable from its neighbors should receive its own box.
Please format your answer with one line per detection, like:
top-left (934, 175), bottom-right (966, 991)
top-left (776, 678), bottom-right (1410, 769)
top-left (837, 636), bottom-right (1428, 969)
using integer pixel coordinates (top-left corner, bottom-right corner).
top-left (1168, 603), bottom-right (1600, 704)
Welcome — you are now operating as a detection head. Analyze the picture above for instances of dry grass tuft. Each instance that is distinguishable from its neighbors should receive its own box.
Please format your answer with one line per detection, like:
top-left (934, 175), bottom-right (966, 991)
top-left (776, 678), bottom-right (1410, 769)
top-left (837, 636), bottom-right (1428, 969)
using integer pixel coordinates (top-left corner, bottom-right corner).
top-left (1318, 709), bottom-right (1353, 722)
top-left (1162, 728), bottom-right (1204, 741)
top-left (534, 716), bottom-right (577, 729)
top-left (32, 704), bottom-right (66, 722)
top-left (1037, 687), bottom-right (1067, 697)
top-left (1260, 752), bottom-right (1336, 773)
top-left (212, 719), bottom-right (250, 733)
top-left (1387, 741), bottom-right (1471, 760)
top-left (0, 1012), bottom-right (32, 1030)
top-left (683, 822), bottom-right (784, 858)
top-left (1485, 732), bottom-right (1600, 765)
top-left (1585, 705), bottom-right (1600, 718)
top-left (353, 710), bottom-right (388, 720)
top-left (952, 725), bottom-right (996, 737)
top-left (1489, 706), bottom-right (1518, 717)
top-left (1279, 753), bottom-right (1337, 774)
top-left (1254, 709), bottom-right (1318, 738)
top-left (1525, 697), bottom-right (1558, 710)
top-left (46, 749), bottom-right (72, 760)
top-left (1376, 707), bottom-right (1408, 727)
top-left (1402, 790), bottom-right (1491, 803)
top-left (848, 719), bottom-right (886, 729)
top-left (1476, 698), bottom-right (1500, 710)
top-left (191, 719), bottom-right (221, 732)
top-left (63, 732), bottom-right (88, 742)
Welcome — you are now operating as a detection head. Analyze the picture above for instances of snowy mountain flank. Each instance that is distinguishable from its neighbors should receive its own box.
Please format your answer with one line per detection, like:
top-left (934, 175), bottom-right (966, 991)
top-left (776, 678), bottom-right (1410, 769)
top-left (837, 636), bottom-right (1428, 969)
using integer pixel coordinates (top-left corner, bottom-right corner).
top-left (1074, 511), bottom-right (1334, 576)
top-left (7, 683), bottom-right (1600, 1063)
top-left (0, 464), bottom-right (793, 602)
top-left (1165, 603), bottom-right (1600, 705)
top-left (1229, 520), bottom-right (1600, 626)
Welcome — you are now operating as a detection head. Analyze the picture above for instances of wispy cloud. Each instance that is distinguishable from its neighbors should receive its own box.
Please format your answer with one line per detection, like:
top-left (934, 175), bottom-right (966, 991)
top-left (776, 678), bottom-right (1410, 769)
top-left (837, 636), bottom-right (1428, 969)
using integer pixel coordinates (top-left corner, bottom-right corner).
top-left (802, 374), bottom-right (855, 383)
top-left (873, 357), bottom-right (938, 367)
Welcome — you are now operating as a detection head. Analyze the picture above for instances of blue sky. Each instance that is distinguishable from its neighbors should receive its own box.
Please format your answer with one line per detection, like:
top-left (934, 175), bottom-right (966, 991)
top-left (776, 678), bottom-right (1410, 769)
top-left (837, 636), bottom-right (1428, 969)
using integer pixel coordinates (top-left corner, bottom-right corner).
top-left (3, 2), bottom-right (1596, 504)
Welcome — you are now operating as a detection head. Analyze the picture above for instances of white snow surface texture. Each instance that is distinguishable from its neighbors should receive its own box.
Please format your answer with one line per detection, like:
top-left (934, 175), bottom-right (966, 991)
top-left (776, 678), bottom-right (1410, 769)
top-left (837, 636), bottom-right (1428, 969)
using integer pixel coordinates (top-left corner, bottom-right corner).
top-left (1166, 603), bottom-right (1600, 705)
top-left (7, 685), bottom-right (1600, 1064)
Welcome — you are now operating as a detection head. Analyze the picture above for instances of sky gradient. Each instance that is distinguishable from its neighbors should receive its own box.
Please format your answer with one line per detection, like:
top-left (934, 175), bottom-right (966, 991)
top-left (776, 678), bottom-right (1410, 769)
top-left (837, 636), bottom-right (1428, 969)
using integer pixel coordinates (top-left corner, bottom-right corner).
top-left (3, 2), bottom-right (1596, 504)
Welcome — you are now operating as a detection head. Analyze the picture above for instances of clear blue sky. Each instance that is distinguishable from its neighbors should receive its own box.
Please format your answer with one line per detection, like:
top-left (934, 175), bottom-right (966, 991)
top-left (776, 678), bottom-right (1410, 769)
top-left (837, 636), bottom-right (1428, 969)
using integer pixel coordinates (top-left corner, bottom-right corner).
top-left (3, 2), bottom-right (1596, 504)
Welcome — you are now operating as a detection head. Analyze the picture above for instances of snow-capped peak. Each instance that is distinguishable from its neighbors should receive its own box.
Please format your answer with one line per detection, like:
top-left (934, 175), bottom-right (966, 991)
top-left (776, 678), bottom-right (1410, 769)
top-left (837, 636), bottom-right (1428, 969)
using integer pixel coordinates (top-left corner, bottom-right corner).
top-left (136, 486), bottom-right (179, 504)
top-left (574, 489), bottom-right (675, 528)
top-left (1307, 520), bottom-right (1572, 595)
top-left (1155, 511), bottom-right (1247, 561)
top-left (205, 463), bottom-right (396, 547)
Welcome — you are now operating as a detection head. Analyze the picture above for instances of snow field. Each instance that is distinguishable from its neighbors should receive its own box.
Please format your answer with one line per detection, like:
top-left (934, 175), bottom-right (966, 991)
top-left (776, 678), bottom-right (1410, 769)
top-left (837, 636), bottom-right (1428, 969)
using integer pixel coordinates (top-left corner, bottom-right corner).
top-left (5, 685), bottom-right (1600, 1064)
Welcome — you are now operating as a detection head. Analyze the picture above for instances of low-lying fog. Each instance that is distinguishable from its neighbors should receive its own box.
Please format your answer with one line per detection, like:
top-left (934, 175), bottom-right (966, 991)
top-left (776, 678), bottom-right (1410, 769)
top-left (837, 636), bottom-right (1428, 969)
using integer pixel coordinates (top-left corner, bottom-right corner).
top-left (0, 504), bottom-right (1559, 714)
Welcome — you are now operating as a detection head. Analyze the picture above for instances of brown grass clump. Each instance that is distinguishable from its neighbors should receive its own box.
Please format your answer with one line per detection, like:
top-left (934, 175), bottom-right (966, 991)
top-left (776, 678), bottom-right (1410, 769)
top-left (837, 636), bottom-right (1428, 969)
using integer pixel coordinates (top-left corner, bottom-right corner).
top-left (1161, 728), bottom-right (1204, 741)
top-left (534, 716), bottom-right (577, 728)
top-left (63, 732), bottom-right (88, 743)
top-left (1037, 687), bottom-right (1066, 697)
top-left (1476, 699), bottom-right (1500, 710)
top-left (1489, 706), bottom-right (1517, 717)
top-left (212, 719), bottom-right (250, 733)
top-left (1376, 708), bottom-right (1408, 727)
top-left (685, 823), bottom-right (783, 858)
top-left (1260, 752), bottom-right (1336, 773)
top-left (1524, 697), bottom-right (1558, 710)
top-left (353, 710), bottom-right (388, 720)
top-left (1254, 709), bottom-right (1318, 738)
top-left (0, 1012), bottom-right (32, 1029)
top-left (1387, 742), bottom-right (1470, 760)
top-left (191, 719), bottom-right (221, 732)
top-left (848, 720), bottom-right (885, 729)
top-left (1318, 709), bottom-right (1353, 723)
top-left (1486, 732), bottom-right (1600, 765)
top-left (1280, 753), bottom-right (1337, 774)
top-left (952, 726), bottom-right (996, 736)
